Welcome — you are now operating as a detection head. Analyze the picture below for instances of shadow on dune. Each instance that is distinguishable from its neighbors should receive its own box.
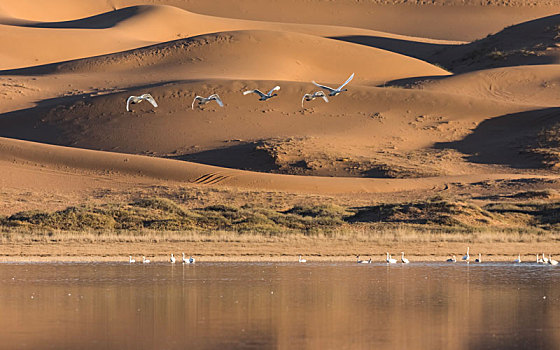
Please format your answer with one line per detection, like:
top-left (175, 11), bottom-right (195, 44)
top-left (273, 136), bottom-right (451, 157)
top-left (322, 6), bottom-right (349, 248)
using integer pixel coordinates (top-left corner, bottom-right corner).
top-left (432, 14), bottom-right (560, 73)
top-left (330, 35), bottom-right (457, 64)
top-left (0, 79), bottom-right (190, 146)
top-left (0, 6), bottom-right (144, 29)
top-left (435, 107), bottom-right (560, 169)
top-left (170, 143), bottom-right (280, 173)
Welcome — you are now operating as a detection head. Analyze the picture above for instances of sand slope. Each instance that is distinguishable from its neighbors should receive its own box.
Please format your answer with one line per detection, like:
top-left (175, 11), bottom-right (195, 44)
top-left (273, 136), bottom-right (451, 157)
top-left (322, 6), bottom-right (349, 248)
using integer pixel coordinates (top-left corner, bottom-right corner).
top-left (1, 0), bottom-right (560, 212)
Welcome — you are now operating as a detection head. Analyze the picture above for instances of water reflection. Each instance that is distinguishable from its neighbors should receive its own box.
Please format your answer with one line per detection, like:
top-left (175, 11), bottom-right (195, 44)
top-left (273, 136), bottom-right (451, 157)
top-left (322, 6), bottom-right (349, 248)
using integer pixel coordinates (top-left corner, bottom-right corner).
top-left (0, 263), bottom-right (559, 349)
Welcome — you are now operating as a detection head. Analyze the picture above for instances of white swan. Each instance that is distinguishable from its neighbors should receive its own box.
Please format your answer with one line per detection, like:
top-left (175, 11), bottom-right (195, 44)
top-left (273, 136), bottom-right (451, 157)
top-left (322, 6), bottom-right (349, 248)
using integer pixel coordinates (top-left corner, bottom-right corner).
top-left (514, 254), bottom-right (521, 263)
top-left (446, 255), bottom-right (457, 263)
top-left (182, 252), bottom-right (189, 264)
top-left (542, 253), bottom-right (549, 264)
top-left (243, 86), bottom-right (280, 101)
top-left (475, 253), bottom-right (482, 263)
top-left (462, 247), bottom-right (470, 262)
top-left (312, 73), bottom-right (355, 96)
top-left (299, 255), bottom-right (307, 263)
top-left (170, 254), bottom-right (176, 264)
top-left (549, 255), bottom-right (558, 265)
top-left (537, 254), bottom-right (543, 264)
top-left (129, 256), bottom-right (135, 264)
top-left (356, 255), bottom-right (371, 264)
top-left (142, 256), bottom-right (150, 264)
top-left (386, 252), bottom-right (397, 264)
top-left (301, 91), bottom-right (329, 107)
top-left (126, 94), bottom-right (158, 112)
top-left (191, 94), bottom-right (224, 109)
top-left (400, 252), bottom-right (409, 264)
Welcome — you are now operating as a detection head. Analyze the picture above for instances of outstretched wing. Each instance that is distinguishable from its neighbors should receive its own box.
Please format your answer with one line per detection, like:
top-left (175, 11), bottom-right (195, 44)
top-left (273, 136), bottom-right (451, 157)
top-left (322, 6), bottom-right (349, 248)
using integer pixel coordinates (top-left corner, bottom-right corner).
top-left (126, 96), bottom-right (135, 112)
top-left (312, 81), bottom-right (335, 93)
top-left (321, 94), bottom-right (329, 103)
top-left (301, 94), bottom-right (310, 108)
top-left (144, 94), bottom-right (158, 108)
top-left (244, 89), bottom-right (266, 98)
top-left (210, 94), bottom-right (224, 107)
top-left (267, 86), bottom-right (280, 96)
top-left (336, 73), bottom-right (355, 90)
top-left (192, 96), bottom-right (203, 110)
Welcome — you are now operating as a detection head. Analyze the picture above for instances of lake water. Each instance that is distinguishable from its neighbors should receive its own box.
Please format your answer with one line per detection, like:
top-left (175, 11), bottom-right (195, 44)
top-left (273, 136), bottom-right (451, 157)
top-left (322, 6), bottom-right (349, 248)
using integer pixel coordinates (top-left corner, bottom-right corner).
top-left (1, 262), bottom-right (559, 349)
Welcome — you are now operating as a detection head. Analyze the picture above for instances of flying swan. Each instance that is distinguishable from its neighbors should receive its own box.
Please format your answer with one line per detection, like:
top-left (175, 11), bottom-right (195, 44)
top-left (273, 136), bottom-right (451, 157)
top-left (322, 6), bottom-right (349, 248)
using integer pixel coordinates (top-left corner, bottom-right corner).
top-left (243, 86), bottom-right (280, 101)
top-left (301, 91), bottom-right (329, 107)
top-left (312, 73), bottom-right (355, 96)
top-left (126, 94), bottom-right (158, 112)
top-left (192, 94), bottom-right (224, 110)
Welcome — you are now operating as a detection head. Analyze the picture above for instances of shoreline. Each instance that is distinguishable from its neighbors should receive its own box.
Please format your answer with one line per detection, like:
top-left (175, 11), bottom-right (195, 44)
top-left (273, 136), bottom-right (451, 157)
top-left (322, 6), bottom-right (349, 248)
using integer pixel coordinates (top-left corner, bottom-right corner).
top-left (1, 241), bottom-right (559, 263)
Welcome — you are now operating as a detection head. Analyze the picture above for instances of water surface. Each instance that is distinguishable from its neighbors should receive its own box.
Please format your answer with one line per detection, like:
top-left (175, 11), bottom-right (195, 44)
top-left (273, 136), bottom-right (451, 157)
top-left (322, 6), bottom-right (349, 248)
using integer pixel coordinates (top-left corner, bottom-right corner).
top-left (1, 262), bottom-right (559, 349)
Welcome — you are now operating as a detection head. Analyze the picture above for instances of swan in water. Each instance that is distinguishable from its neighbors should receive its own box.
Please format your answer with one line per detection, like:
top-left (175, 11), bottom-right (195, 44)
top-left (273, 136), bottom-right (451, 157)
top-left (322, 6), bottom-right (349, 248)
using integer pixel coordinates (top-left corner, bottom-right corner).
top-left (191, 94), bottom-right (224, 109)
top-left (142, 256), bottom-right (150, 264)
top-left (243, 86), bottom-right (280, 101)
top-left (129, 256), bottom-right (135, 264)
top-left (301, 91), bottom-right (329, 107)
top-left (126, 94), bottom-right (158, 112)
top-left (549, 255), bottom-right (558, 265)
top-left (537, 254), bottom-right (544, 264)
top-left (182, 253), bottom-right (195, 264)
top-left (542, 253), bottom-right (549, 264)
top-left (356, 255), bottom-right (371, 264)
top-left (514, 254), bottom-right (522, 263)
top-left (386, 252), bottom-right (397, 264)
top-left (475, 253), bottom-right (482, 263)
top-left (400, 252), bottom-right (409, 264)
top-left (446, 255), bottom-right (457, 263)
top-left (299, 255), bottom-right (307, 263)
top-left (312, 73), bottom-right (355, 96)
top-left (170, 254), bottom-right (176, 264)
top-left (462, 247), bottom-right (470, 262)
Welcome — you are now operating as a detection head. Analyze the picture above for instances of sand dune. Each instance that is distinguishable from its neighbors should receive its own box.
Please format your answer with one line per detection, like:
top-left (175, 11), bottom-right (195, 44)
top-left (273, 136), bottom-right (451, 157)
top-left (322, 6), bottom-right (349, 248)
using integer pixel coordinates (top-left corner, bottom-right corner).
top-left (435, 14), bottom-right (560, 72)
top-left (1, 136), bottom-right (550, 195)
top-left (418, 65), bottom-right (560, 106)
top-left (2, 0), bottom-right (558, 40)
top-left (1, 0), bottom-right (560, 215)
top-left (0, 5), bottom-right (461, 71)
top-left (5, 30), bottom-right (449, 84)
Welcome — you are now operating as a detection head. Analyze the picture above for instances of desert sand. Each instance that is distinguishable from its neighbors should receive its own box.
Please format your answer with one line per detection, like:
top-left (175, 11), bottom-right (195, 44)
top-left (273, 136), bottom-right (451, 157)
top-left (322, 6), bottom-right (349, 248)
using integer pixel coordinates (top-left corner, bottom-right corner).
top-left (2, 0), bottom-right (560, 260)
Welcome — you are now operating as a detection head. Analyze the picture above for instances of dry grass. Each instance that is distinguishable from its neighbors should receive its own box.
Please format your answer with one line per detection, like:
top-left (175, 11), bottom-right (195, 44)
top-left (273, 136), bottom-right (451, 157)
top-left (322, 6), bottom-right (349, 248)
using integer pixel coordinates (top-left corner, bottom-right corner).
top-left (2, 195), bottom-right (560, 245)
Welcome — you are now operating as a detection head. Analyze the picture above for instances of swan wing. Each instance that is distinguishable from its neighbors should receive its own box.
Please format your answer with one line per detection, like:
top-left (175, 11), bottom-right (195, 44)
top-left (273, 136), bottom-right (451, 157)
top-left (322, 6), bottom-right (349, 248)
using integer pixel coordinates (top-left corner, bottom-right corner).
top-left (192, 96), bottom-right (203, 110)
top-left (312, 81), bottom-right (335, 92)
top-left (267, 86), bottom-right (280, 96)
top-left (144, 94), bottom-right (158, 108)
top-left (321, 95), bottom-right (329, 103)
top-left (244, 89), bottom-right (266, 98)
top-left (337, 73), bottom-right (355, 90)
top-left (301, 94), bottom-right (310, 107)
top-left (211, 94), bottom-right (224, 107)
top-left (126, 96), bottom-right (135, 112)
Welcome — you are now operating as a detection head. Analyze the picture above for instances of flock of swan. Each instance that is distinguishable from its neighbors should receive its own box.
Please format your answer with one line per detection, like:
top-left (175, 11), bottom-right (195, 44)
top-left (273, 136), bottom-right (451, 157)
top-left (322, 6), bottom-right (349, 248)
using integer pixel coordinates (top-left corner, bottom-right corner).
top-left (125, 73), bottom-right (355, 111)
top-left (301, 247), bottom-right (558, 265)
top-left (129, 253), bottom-right (195, 264)
top-left (129, 248), bottom-right (559, 265)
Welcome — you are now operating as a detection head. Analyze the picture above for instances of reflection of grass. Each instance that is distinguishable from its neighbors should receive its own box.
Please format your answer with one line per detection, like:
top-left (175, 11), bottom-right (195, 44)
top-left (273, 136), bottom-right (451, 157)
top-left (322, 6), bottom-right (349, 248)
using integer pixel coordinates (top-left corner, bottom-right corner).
top-left (3, 197), bottom-right (560, 243)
